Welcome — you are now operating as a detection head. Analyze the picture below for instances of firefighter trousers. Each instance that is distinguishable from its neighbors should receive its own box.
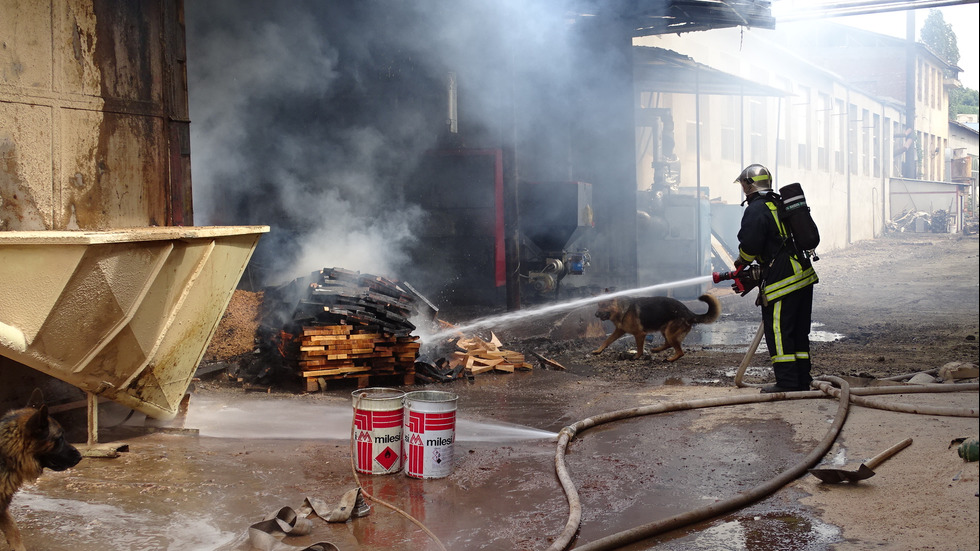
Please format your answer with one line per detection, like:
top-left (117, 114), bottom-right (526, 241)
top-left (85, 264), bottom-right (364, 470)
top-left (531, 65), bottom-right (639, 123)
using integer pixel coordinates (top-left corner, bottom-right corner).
top-left (761, 285), bottom-right (814, 390)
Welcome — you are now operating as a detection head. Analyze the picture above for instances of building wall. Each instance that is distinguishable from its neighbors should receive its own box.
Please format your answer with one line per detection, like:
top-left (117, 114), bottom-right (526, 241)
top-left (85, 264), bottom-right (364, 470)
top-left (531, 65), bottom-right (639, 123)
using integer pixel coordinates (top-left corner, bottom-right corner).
top-left (636, 26), bottom-right (903, 252)
top-left (0, 0), bottom-right (191, 231)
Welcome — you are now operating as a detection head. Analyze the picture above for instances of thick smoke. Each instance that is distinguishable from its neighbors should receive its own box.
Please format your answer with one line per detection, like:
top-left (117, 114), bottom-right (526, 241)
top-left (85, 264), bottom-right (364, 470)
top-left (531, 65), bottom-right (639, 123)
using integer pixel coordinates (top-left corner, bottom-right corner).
top-left (185, 0), bottom-right (607, 287)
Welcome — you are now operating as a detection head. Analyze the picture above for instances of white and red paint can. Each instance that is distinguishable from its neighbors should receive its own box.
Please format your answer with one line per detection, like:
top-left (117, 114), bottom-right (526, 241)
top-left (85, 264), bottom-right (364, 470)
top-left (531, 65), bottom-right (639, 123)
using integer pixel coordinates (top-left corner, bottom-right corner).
top-left (351, 387), bottom-right (405, 475)
top-left (403, 390), bottom-right (458, 479)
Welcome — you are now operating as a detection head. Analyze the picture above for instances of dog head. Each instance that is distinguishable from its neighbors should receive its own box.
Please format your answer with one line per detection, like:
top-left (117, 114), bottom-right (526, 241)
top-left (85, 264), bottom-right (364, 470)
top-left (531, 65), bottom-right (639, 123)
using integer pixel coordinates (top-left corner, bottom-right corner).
top-left (27, 405), bottom-right (82, 472)
top-left (594, 290), bottom-right (622, 322)
top-left (9, 389), bottom-right (83, 472)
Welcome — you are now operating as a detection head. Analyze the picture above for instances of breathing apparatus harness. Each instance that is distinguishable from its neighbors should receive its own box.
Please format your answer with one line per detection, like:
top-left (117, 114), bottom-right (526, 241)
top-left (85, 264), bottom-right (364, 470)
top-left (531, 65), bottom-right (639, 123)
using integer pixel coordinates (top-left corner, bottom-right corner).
top-left (714, 183), bottom-right (820, 305)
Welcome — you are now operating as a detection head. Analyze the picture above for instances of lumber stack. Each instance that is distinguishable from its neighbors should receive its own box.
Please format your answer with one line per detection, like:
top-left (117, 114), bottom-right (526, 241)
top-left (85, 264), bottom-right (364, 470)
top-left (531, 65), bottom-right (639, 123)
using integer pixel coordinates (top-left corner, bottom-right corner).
top-left (271, 267), bottom-right (425, 391)
top-left (299, 326), bottom-right (420, 391)
top-left (449, 333), bottom-right (532, 375)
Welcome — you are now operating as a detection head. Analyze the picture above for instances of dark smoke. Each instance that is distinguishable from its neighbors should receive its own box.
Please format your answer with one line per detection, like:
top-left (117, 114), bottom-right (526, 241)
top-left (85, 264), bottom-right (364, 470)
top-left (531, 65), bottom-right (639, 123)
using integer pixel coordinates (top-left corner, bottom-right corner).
top-left (186, 0), bottom-right (613, 287)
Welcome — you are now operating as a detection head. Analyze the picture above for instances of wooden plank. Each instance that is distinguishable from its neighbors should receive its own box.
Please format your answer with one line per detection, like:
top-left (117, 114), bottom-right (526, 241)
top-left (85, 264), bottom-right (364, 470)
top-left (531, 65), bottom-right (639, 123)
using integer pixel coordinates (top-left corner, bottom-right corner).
top-left (302, 325), bottom-right (351, 336)
top-left (302, 335), bottom-right (351, 344)
top-left (467, 364), bottom-right (494, 375)
top-left (302, 366), bottom-right (372, 377)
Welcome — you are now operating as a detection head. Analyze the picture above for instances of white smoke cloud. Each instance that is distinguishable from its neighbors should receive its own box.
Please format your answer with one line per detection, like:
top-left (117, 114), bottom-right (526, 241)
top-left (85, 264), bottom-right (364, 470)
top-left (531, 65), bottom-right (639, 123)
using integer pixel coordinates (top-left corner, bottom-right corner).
top-left (186, 0), bottom-right (600, 287)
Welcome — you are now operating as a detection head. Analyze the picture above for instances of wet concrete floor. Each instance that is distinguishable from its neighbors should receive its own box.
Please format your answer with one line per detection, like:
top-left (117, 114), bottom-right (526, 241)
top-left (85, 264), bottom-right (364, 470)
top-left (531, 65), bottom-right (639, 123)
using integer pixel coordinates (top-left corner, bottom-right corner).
top-left (15, 368), bottom-right (976, 550)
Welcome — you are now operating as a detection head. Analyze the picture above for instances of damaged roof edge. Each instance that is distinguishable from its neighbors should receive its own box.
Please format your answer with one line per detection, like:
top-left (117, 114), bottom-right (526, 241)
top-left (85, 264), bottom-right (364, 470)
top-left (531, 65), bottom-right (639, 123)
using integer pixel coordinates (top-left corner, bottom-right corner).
top-left (630, 0), bottom-right (775, 37)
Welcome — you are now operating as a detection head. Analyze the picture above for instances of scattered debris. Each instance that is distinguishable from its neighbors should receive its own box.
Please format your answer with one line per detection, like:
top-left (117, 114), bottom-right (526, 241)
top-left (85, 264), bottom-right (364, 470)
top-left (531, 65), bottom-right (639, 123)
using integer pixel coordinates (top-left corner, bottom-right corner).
top-left (886, 209), bottom-right (952, 233)
top-left (938, 361), bottom-right (980, 381)
top-left (908, 372), bottom-right (939, 385)
top-left (529, 350), bottom-right (566, 370)
top-left (450, 332), bottom-right (533, 375)
top-left (414, 358), bottom-right (464, 384)
top-left (77, 442), bottom-right (130, 459)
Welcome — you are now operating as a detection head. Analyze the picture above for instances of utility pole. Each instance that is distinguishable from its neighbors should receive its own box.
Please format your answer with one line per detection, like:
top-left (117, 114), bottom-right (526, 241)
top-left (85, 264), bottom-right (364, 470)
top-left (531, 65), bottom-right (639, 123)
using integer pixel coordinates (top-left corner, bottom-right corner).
top-left (903, 10), bottom-right (918, 178)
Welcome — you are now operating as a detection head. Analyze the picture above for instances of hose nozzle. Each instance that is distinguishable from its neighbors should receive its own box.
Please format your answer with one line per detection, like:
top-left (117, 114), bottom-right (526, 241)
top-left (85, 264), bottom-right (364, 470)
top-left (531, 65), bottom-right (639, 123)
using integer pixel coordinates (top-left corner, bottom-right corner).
top-left (713, 265), bottom-right (761, 296)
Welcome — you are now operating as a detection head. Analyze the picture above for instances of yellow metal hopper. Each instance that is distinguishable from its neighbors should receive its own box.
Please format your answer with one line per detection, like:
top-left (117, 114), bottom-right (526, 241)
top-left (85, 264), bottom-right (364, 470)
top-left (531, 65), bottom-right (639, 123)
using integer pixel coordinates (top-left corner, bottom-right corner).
top-left (0, 226), bottom-right (269, 419)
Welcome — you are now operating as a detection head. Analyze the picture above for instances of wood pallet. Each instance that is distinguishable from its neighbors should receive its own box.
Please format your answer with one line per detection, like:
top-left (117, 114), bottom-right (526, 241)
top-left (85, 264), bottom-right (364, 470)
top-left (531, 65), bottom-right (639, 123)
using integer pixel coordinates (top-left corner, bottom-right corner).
top-left (304, 369), bottom-right (415, 392)
top-left (299, 325), bottom-right (419, 391)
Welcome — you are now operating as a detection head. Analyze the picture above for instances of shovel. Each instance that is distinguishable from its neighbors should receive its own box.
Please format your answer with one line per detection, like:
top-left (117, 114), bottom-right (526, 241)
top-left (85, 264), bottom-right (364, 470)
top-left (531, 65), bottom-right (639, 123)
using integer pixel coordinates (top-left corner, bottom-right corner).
top-left (809, 438), bottom-right (913, 483)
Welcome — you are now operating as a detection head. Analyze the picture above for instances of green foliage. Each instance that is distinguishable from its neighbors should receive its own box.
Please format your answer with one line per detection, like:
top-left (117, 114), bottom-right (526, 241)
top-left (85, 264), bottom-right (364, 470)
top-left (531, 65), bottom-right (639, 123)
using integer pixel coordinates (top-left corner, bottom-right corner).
top-left (920, 9), bottom-right (959, 71)
top-left (949, 86), bottom-right (979, 118)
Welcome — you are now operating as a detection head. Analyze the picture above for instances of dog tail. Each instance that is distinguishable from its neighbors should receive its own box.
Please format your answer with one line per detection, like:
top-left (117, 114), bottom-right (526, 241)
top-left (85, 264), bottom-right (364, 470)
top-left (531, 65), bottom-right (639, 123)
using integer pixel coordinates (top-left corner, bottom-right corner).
top-left (692, 294), bottom-right (722, 325)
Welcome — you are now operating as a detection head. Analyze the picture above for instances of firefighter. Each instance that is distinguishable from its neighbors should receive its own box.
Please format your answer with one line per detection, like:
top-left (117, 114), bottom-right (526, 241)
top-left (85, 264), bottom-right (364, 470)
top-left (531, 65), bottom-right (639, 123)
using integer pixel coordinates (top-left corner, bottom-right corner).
top-left (733, 164), bottom-right (819, 393)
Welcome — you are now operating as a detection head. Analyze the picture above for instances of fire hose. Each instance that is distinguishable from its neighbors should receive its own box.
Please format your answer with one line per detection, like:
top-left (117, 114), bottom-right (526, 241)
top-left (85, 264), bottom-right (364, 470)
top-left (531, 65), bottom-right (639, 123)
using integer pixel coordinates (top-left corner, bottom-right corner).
top-left (546, 377), bottom-right (979, 551)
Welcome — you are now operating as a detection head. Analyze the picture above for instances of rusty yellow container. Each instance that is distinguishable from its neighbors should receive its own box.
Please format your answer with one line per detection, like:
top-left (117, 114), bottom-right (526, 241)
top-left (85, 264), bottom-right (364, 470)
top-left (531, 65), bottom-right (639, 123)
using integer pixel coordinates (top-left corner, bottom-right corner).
top-left (0, 226), bottom-right (268, 419)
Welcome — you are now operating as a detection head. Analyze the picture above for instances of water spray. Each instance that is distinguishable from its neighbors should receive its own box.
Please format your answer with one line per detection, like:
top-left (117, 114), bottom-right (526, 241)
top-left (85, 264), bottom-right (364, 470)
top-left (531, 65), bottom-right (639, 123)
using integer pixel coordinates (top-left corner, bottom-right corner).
top-left (422, 274), bottom-right (715, 342)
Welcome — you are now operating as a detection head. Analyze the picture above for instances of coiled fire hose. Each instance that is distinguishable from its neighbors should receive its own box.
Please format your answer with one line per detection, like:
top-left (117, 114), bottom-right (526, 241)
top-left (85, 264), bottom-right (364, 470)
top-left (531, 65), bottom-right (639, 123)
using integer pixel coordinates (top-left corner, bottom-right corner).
top-left (547, 375), bottom-right (979, 551)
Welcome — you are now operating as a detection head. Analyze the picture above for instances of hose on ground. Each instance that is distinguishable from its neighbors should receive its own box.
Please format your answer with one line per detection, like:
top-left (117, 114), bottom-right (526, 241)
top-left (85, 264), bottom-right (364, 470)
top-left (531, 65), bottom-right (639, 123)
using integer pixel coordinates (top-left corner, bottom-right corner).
top-left (822, 382), bottom-right (978, 417)
top-left (547, 376), bottom-right (978, 550)
top-left (546, 378), bottom-right (848, 551)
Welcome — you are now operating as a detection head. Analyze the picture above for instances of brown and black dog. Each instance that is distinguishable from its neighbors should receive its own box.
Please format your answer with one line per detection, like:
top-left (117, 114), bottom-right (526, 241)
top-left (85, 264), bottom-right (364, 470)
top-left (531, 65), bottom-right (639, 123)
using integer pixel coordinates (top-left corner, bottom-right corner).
top-left (592, 293), bottom-right (721, 362)
top-left (1, 390), bottom-right (82, 551)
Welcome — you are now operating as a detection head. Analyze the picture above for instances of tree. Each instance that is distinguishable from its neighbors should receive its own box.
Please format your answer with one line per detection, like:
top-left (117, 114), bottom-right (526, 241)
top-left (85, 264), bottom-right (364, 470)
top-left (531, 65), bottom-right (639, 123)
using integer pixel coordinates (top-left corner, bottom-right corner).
top-left (949, 86), bottom-right (979, 118)
top-left (920, 9), bottom-right (959, 75)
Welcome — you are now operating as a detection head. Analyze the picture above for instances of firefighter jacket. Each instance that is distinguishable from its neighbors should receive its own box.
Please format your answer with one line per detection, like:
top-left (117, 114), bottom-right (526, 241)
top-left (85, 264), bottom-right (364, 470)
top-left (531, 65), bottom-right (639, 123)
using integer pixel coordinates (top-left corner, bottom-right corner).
top-left (736, 191), bottom-right (818, 302)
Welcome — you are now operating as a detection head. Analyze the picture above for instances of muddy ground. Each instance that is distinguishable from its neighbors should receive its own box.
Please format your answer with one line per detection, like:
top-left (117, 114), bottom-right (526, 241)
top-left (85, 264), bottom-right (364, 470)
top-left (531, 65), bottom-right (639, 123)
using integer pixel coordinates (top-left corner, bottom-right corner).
top-left (12, 231), bottom-right (977, 551)
top-left (191, 230), bottom-right (979, 550)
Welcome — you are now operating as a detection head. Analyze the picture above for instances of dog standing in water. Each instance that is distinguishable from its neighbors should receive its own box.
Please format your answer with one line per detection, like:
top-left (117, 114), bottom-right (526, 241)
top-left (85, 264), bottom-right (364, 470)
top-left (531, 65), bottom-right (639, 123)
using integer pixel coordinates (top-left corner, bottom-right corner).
top-left (592, 293), bottom-right (721, 362)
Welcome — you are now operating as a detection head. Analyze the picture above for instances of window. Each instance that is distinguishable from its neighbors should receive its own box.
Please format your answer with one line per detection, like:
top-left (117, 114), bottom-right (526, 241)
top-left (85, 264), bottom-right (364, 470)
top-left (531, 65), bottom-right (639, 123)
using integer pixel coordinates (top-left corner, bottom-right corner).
top-left (873, 114), bottom-right (881, 178)
top-left (721, 96), bottom-right (737, 161)
top-left (834, 99), bottom-right (846, 174)
top-left (817, 93), bottom-right (830, 171)
top-left (796, 86), bottom-right (810, 170)
top-left (848, 104), bottom-right (858, 175)
top-left (749, 98), bottom-right (767, 162)
top-left (862, 109), bottom-right (870, 176)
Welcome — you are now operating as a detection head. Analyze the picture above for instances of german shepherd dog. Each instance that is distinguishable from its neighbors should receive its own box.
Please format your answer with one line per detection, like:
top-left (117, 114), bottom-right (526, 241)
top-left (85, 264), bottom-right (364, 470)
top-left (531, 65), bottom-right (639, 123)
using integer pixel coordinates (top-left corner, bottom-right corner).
top-left (1, 390), bottom-right (82, 551)
top-left (592, 293), bottom-right (721, 362)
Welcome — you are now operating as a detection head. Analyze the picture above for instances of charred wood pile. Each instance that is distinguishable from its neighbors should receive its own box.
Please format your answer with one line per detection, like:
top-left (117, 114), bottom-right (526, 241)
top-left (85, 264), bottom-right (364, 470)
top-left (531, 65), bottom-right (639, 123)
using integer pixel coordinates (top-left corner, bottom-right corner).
top-left (263, 267), bottom-right (432, 391)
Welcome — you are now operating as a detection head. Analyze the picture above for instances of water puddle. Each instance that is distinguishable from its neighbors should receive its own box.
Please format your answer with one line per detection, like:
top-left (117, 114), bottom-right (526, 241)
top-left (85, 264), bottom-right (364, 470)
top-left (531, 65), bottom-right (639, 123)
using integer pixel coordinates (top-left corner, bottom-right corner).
top-left (656, 513), bottom-right (841, 550)
top-left (183, 396), bottom-right (556, 442)
top-left (14, 491), bottom-right (239, 550)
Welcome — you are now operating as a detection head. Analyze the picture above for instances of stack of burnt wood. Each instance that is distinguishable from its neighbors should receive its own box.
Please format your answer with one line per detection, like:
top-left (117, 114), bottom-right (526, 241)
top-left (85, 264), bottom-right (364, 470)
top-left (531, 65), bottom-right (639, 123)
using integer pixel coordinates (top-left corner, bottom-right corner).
top-left (262, 267), bottom-right (435, 391)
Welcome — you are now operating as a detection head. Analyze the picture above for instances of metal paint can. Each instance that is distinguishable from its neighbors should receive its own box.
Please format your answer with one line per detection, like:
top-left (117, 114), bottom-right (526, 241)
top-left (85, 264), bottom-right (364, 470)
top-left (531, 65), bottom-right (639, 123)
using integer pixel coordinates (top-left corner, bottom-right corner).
top-left (403, 390), bottom-right (458, 479)
top-left (351, 387), bottom-right (405, 475)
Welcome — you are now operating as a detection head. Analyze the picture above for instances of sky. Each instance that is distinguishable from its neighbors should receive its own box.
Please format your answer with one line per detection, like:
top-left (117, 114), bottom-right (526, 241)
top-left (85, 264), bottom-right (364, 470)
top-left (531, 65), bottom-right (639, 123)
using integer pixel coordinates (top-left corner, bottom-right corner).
top-left (775, 2), bottom-right (979, 90)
